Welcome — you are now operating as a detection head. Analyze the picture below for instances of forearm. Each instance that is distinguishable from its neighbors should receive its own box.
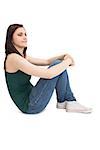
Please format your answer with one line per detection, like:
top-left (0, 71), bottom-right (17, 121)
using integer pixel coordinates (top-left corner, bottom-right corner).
top-left (47, 60), bottom-right (69, 79)
top-left (47, 54), bottom-right (66, 65)
top-left (26, 55), bottom-right (49, 66)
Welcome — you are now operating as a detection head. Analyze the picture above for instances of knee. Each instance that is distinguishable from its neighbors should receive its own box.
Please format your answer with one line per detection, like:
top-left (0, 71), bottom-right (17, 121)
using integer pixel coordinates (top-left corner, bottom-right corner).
top-left (49, 59), bottom-right (62, 68)
top-left (52, 59), bottom-right (61, 65)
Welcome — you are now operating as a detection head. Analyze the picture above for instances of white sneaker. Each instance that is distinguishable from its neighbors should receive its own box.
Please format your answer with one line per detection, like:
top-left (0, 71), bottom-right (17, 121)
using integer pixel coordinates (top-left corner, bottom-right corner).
top-left (66, 101), bottom-right (92, 113)
top-left (56, 101), bottom-right (66, 109)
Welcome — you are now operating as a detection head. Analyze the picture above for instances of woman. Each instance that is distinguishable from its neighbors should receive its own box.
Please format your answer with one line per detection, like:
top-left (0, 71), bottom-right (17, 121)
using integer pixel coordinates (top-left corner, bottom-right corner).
top-left (4, 24), bottom-right (92, 114)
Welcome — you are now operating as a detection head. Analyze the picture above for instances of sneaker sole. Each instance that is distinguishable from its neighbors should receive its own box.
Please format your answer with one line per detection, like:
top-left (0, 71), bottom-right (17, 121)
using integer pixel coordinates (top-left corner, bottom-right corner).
top-left (66, 109), bottom-right (92, 113)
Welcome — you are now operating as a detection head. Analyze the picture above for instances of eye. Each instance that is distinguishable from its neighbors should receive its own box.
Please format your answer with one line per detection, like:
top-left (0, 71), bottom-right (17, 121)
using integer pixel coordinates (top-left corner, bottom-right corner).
top-left (17, 33), bottom-right (27, 36)
top-left (17, 33), bottom-right (23, 36)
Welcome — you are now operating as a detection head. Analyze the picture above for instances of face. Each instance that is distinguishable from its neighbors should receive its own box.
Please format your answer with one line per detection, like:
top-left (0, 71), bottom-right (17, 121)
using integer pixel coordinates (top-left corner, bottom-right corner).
top-left (12, 27), bottom-right (27, 51)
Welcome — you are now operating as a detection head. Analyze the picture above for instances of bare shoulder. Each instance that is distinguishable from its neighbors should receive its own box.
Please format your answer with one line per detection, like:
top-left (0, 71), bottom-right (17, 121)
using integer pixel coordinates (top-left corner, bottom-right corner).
top-left (6, 53), bottom-right (24, 72)
top-left (6, 53), bottom-right (26, 70)
top-left (7, 53), bottom-right (25, 63)
top-left (7, 53), bottom-right (21, 59)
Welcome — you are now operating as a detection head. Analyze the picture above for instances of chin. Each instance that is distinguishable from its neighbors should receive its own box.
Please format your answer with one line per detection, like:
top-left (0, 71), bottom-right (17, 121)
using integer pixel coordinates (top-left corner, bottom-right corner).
top-left (22, 44), bottom-right (27, 48)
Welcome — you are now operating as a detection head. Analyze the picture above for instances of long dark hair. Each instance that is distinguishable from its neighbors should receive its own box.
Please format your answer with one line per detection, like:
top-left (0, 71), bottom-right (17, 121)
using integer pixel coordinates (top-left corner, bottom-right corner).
top-left (4, 24), bottom-right (27, 70)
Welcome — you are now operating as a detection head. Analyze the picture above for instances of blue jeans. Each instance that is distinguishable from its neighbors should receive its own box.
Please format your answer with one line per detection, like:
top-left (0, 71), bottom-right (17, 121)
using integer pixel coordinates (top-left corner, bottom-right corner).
top-left (27, 59), bottom-right (76, 114)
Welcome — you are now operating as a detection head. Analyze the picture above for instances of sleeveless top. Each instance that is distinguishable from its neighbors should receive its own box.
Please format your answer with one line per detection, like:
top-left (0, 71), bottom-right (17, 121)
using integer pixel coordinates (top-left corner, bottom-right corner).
top-left (5, 70), bottom-right (33, 113)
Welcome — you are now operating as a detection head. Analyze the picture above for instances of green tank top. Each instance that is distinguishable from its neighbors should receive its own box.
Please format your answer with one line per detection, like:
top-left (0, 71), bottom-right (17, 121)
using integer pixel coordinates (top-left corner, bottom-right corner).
top-left (5, 70), bottom-right (33, 113)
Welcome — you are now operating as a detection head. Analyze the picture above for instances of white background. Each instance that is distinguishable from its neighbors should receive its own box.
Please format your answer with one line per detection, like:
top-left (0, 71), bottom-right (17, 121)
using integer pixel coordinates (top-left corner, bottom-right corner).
top-left (0, 0), bottom-right (100, 150)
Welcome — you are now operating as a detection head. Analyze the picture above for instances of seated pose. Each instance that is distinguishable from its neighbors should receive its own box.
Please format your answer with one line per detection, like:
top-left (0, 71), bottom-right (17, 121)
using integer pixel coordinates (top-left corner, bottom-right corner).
top-left (4, 24), bottom-right (92, 114)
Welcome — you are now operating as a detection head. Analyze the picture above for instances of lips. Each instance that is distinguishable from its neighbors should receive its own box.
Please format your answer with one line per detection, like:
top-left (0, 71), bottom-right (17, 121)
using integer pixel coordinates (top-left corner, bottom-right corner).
top-left (22, 41), bottom-right (27, 43)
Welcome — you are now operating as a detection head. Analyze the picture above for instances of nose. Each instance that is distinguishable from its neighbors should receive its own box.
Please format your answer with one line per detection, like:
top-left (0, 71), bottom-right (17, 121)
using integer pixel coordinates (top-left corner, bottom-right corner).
top-left (23, 35), bottom-right (27, 41)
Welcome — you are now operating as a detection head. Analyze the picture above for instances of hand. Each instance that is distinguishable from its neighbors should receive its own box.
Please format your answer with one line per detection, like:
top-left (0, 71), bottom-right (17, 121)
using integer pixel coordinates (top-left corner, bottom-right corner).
top-left (63, 54), bottom-right (75, 66)
top-left (64, 57), bottom-right (73, 66)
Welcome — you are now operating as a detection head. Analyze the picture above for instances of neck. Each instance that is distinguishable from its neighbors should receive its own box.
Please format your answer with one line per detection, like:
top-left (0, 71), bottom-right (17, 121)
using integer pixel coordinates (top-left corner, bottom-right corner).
top-left (18, 50), bottom-right (24, 56)
top-left (14, 46), bottom-right (24, 56)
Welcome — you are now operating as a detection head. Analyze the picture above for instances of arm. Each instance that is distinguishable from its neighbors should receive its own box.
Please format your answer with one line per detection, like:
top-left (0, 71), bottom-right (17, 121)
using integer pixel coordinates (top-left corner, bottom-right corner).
top-left (26, 55), bottom-right (49, 66)
top-left (11, 54), bottom-right (72, 79)
top-left (47, 53), bottom-right (75, 65)
top-left (26, 53), bottom-right (74, 66)
top-left (63, 53), bottom-right (75, 66)
top-left (47, 54), bottom-right (66, 65)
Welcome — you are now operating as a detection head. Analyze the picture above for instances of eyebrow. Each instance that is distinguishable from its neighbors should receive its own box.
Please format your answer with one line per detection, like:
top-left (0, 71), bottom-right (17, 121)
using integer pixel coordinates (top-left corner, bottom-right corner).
top-left (17, 32), bottom-right (26, 34)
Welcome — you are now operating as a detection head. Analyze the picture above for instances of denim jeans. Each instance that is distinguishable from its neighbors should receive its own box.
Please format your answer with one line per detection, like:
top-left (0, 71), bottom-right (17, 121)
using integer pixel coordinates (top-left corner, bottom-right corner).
top-left (27, 59), bottom-right (76, 114)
